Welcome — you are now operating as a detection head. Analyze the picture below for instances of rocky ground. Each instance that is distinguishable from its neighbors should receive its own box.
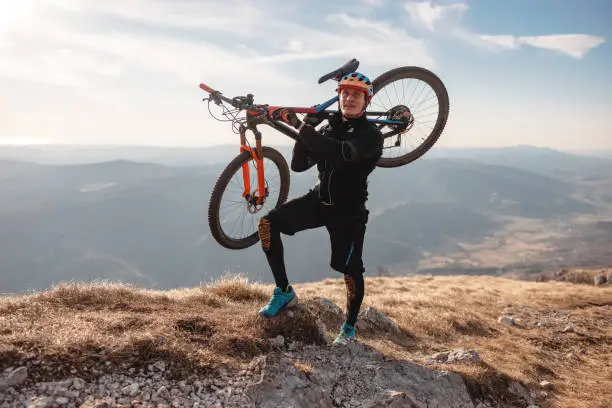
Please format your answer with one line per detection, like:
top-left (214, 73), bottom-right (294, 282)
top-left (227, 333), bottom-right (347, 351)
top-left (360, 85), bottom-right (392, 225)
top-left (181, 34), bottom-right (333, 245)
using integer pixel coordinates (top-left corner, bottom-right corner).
top-left (2, 276), bottom-right (609, 408)
top-left (0, 303), bottom-right (549, 408)
top-left (2, 341), bottom-right (542, 408)
top-left (0, 304), bottom-right (534, 408)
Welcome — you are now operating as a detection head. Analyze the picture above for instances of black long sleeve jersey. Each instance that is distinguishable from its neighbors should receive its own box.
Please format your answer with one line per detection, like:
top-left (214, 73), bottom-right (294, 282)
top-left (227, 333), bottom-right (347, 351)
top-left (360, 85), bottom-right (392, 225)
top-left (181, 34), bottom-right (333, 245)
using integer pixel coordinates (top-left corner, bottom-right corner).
top-left (291, 112), bottom-right (384, 208)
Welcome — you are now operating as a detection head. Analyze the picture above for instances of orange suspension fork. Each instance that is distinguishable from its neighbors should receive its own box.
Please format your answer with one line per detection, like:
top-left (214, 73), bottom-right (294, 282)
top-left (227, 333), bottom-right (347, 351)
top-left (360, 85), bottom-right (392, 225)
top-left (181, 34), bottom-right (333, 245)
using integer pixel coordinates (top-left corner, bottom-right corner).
top-left (239, 127), bottom-right (266, 205)
top-left (253, 128), bottom-right (266, 205)
top-left (239, 130), bottom-right (251, 198)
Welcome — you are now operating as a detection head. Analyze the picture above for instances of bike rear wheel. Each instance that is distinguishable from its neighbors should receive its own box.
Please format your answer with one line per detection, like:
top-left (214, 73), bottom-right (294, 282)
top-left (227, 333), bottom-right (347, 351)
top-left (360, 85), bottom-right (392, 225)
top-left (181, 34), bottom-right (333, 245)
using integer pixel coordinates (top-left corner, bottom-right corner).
top-left (208, 146), bottom-right (290, 250)
top-left (369, 66), bottom-right (450, 168)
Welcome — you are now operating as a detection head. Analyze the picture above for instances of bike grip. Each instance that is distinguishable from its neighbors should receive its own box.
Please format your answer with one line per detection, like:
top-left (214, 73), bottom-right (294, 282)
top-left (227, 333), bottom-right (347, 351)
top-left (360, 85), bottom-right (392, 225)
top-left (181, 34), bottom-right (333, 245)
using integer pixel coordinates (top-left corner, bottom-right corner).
top-left (199, 83), bottom-right (214, 93)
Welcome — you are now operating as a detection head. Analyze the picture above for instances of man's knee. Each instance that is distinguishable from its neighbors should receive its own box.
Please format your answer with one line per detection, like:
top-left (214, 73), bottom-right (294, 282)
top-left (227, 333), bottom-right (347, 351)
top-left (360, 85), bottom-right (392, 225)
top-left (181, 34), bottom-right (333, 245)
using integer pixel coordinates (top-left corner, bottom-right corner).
top-left (330, 244), bottom-right (364, 275)
top-left (332, 261), bottom-right (364, 275)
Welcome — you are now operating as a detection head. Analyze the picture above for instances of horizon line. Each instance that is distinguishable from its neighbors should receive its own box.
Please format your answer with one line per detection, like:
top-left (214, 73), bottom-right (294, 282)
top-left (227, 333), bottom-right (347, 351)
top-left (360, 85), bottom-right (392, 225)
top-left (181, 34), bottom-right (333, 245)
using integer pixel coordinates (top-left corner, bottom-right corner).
top-left (0, 141), bottom-right (610, 153)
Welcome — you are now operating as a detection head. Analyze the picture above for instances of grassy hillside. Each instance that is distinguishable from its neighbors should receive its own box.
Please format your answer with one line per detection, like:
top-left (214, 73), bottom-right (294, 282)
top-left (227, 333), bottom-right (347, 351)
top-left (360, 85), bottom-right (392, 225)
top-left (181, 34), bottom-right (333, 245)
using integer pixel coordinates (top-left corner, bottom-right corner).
top-left (1, 272), bottom-right (610, 407)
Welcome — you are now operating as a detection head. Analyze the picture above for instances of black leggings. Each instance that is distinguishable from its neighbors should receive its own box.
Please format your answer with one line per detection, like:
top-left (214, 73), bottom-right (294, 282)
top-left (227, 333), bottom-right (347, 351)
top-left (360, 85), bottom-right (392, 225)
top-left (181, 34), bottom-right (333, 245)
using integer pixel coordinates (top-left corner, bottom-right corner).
top-left (258, 189), bottom-right (368, 327)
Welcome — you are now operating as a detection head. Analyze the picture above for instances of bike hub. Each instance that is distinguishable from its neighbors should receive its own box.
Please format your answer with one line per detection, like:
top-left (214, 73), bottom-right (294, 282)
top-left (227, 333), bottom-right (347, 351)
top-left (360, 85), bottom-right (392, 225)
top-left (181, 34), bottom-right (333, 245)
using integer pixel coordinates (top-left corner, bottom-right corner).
top-left (386, 105), bottom-right (415, 146)
top-left (388, 105), bottom-right (414, 130)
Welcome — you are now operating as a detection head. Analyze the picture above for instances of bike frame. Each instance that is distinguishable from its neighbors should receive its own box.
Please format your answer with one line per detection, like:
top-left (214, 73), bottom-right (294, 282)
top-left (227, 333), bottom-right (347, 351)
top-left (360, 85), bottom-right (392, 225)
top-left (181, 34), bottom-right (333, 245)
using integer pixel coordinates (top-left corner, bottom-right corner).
top-left (199, 83), bottom-right (406, 209)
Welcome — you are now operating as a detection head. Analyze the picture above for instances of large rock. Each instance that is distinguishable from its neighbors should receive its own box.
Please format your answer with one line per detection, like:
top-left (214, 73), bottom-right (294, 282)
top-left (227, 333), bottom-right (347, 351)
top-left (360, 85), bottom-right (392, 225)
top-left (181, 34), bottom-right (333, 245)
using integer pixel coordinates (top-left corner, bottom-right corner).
top-left (361, 390), bottom-right (419, 407)
top-left (356, 306), bottom-right (401, 334)
top-left (429, 348), bottom-right (481, 364)
top-left (0, 366), bottom-right (28, 391)
top-left (313, 297), bottom-right (344, 315)
top-left (594, 273), bottom-right (607, 286)
top-left (245, 341), bottom-right (474, 408)
top-left (245, 353), bottom-right (335, 408)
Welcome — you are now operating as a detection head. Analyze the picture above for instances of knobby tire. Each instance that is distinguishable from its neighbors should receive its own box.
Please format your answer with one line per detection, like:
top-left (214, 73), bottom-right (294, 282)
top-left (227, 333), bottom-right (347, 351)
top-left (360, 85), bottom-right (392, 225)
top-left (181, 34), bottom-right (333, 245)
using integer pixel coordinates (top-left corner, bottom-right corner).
top-left (372, 66), bottom-right (450, 168)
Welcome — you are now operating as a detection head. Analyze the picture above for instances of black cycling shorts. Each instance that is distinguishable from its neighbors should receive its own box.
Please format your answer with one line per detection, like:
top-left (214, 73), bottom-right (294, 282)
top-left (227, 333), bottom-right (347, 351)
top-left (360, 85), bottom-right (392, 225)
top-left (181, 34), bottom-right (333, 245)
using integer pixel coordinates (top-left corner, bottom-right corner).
top-left (264, 189), bottom-right (369, 275)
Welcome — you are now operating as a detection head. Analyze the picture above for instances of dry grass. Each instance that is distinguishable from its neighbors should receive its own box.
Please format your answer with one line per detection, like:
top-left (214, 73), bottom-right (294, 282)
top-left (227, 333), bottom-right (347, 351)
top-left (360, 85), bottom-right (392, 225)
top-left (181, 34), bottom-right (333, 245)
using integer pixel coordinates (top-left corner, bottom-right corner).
top-left (1, 273), bottom-right (610, 408)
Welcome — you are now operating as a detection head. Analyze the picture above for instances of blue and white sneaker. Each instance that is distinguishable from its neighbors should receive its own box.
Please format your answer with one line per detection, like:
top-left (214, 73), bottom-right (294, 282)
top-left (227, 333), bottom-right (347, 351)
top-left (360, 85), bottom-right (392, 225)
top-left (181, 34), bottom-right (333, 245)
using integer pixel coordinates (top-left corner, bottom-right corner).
top-left (333, 323), bottom-right (356, 345)
top-left (258, 286), bottom-right (298, 318)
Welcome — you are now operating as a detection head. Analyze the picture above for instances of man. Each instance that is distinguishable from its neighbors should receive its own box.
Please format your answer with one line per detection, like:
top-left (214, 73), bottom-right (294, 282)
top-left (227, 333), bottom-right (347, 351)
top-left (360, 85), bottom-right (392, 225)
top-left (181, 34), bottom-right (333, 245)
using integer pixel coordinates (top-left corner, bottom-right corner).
top-left (257, 72), bottom-right (383, 345)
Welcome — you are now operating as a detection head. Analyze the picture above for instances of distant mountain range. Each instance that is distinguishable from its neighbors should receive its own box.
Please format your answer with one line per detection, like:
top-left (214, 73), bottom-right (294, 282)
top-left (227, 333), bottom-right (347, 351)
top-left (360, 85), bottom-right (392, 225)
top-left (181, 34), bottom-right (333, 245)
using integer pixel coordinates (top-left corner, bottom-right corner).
top-left (1, 144), bottom-right (611, 294)
top-left (2, 143), bottom-right (612, 171)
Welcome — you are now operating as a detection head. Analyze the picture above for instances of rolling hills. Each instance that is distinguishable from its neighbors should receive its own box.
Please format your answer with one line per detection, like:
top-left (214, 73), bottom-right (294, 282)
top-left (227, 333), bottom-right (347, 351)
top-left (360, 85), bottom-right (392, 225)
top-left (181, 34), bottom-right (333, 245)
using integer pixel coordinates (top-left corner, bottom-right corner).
top-left (1, 145), bottom-right (612, 294)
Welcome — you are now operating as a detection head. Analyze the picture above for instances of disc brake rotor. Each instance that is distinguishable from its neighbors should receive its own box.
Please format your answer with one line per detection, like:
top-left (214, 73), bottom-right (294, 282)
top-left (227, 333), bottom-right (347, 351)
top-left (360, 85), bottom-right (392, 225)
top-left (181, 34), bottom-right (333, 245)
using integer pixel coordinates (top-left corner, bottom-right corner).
top-left (245, 187), bottom-right (269, 214)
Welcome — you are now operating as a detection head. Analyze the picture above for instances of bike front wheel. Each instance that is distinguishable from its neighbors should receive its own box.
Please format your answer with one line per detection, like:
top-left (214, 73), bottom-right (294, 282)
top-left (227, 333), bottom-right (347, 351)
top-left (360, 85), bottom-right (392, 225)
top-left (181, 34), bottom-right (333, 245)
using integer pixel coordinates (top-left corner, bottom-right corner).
top-left (208, 146), bottom-right (290, 250)
top-left (369, 66), bottom-right (450, 168)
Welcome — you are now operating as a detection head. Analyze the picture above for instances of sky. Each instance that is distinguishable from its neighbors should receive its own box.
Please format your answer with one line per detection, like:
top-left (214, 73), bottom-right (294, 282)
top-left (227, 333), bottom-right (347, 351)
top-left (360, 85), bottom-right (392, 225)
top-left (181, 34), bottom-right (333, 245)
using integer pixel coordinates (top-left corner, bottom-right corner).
top-left (0, 0), bottom-right (610, 150)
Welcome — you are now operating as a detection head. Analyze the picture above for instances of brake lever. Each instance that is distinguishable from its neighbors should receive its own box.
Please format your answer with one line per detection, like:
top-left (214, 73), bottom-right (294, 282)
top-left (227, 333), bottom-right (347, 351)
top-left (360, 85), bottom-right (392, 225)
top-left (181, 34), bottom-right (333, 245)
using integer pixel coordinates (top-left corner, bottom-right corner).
top-left (210, 91), bottom-right (223, 105)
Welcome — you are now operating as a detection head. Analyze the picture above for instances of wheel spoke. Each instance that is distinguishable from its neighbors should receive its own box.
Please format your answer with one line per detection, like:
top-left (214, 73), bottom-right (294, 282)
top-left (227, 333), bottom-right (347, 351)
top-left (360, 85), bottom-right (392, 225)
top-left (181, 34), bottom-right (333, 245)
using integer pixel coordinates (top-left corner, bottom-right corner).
top-left (369, 67), bottom-right (449, 167)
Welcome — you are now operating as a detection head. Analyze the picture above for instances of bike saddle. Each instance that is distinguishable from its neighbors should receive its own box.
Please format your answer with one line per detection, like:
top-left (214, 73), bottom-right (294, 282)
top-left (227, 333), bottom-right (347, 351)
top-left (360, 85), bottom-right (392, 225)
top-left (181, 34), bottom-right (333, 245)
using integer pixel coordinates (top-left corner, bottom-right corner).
top-left (317, 58), bottom-right (359, 84)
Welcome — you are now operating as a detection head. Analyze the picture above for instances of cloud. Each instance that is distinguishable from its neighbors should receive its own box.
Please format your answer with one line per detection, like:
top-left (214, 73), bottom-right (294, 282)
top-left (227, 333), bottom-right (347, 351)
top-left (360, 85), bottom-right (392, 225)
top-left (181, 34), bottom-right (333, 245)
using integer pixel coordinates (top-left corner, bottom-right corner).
top-left (39, 48), bottom-right (125, 77)
top-left (404, 0), bottom-right (606, 59)
top-left (0, 3), bottom-right (313, 100)
top-left (0, 0), bottom-right (440, 147)
top-left (404, 1), bottom-right (468, 31)
top-left (519, 34), bottom-right (605, 59)
top-left (0, 1), bottom-right (38, 38)
top-left (53, 0), bottom-right (270, 38)
top-left (478, 35), bottom-right (519, 50)
top-left (0, 0), bottom-right (435, 93)
top-left (479, 34), bottom-right (607, 58)
top-left (320, 13), bottom-right (434, 68)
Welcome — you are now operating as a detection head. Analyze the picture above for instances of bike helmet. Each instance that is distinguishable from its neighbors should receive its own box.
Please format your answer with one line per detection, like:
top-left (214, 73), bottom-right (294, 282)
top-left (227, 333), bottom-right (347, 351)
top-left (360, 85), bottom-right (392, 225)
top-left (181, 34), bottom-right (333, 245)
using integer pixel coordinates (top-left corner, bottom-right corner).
top-left (337, 72), bottom-right (374, 102)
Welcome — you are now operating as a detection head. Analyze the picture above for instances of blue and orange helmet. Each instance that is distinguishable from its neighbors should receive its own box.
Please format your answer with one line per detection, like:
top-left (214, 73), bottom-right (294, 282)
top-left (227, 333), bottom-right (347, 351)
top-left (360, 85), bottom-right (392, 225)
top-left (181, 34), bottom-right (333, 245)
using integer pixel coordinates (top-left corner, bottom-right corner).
top-left (337, 72), bottom-right (374, 102)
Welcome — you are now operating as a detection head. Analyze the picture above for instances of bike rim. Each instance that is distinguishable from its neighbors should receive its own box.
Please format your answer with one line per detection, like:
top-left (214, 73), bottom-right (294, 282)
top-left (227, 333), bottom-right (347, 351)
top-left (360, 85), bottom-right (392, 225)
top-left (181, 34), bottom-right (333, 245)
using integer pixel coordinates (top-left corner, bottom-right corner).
top-left (369, 74), bottom-right (443, 162)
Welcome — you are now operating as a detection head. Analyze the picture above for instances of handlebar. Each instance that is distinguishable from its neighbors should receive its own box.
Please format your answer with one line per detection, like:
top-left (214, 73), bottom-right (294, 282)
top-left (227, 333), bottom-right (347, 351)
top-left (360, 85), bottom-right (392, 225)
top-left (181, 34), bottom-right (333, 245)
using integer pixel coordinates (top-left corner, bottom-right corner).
top-left (199, 81), bottom-right (328, 131)
top-left (199, 83), bottom-right (261, 112)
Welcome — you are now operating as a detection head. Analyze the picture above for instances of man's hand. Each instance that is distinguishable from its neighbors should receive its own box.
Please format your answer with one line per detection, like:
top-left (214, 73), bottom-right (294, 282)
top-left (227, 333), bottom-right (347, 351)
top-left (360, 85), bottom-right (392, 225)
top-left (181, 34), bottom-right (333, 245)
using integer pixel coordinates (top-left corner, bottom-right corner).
top-left (272, 108), bottom-right (302, 130)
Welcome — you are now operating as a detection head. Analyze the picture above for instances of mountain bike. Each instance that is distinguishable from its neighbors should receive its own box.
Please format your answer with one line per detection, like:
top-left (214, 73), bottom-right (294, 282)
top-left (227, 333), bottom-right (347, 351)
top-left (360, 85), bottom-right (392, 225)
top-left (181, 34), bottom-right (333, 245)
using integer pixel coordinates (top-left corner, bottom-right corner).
top-left (199, 58), bottom-right (449, 250)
